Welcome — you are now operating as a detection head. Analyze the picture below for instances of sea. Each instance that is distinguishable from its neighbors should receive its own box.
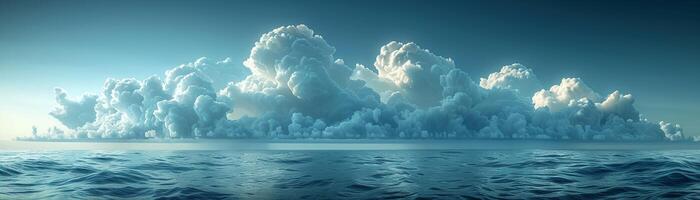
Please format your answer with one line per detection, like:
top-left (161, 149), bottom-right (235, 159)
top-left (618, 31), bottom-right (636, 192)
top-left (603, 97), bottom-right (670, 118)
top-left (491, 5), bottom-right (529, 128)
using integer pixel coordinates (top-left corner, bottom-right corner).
top-left (1, 140), bottom-right (700, 199)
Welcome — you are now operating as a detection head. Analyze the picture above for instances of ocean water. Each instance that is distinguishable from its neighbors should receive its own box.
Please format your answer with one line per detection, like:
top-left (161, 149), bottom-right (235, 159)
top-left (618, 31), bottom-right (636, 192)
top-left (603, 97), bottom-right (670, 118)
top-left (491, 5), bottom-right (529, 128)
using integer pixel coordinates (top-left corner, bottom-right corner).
top-left (2, 142), bottom-right (700, 199)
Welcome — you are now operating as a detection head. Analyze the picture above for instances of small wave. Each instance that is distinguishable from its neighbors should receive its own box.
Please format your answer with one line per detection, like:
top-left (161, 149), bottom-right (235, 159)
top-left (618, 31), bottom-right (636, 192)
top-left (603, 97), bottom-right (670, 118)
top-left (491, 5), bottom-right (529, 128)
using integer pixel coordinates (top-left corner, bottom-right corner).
top-left (370, 172), bottom-right (394, 179)
top-left (260, 155), bottom-right (313, 164)
top-left (604, 160), bottom-right (675, 173)
top-left (7, 183), bottom-right (37, 187)
top-left (536, 153), bottom-right (568, 158)
top-left (568, 186), bottom-right (642, 199)
top-left (529, 189), bottom-right (556, 195)
top-left (346, 183), bottom-right (378, 192)
top-left (274, 175), bottom-right (334, 189)
top-left (69, 166), bottom-right (97, 174)
top-left (373, 156), bottom-right (399, 163)
top-left (480, 161), bottom-right (509, 168)
top-left (378, 190), bottom-right (416, 199)
top-left (133, 162), bottom-right (195, 172)
top-left (546, 176), bottom-right (576, 184)
top-left (483, 156), bottom-right (498, 161)
top-left (18, 159), bottom-right (63, 171)
top-left (490, 178), bottom-right (514, 184)
top-left (190, 161), bottom-right (228, 167)
top-left (394, 166), bottom-right (418, 171)
top-left (57, 170), bottom-right (151, 185)
top-left (166, 155), bottom-right (187, 160)
top-left (510, 160), bottom-right (560, 168)
top-left (352, 156), bottom-right (402, 165)
top-left (0, 165), bottom-right (22, 176)
top-left (573, 166), bottom-right (615, 176)
top-left (423, 156), bottom-right (447, 160)
top-left (658, 191), bottom-right (693, 198)
top-left (86, 156), bottom-right (126, 162)
top-left (651, 170), bottom-right (700, 186)
top-left (153, 187), bottom-right (229, 200)
top-left (82, 186), bottom-right (151, 198)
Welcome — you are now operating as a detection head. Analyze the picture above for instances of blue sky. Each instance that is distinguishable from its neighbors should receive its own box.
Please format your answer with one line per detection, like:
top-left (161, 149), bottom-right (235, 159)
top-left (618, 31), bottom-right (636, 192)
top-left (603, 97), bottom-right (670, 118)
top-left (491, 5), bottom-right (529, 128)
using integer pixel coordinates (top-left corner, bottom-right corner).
top-left (0, 0), bottom-right (698, 139)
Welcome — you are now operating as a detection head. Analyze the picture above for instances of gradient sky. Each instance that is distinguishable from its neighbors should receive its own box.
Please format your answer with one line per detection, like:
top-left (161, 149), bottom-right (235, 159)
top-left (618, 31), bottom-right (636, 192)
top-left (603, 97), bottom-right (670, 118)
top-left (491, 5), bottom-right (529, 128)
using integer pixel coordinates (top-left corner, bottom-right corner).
top-left (1, 0), bottom-right (698, 140)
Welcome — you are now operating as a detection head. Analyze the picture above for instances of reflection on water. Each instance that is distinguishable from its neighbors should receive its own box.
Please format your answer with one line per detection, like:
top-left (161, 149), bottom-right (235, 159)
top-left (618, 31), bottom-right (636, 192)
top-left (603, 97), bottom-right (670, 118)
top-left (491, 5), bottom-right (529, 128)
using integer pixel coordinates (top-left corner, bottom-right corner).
top-left (2, 150), bottom-right (700, 199)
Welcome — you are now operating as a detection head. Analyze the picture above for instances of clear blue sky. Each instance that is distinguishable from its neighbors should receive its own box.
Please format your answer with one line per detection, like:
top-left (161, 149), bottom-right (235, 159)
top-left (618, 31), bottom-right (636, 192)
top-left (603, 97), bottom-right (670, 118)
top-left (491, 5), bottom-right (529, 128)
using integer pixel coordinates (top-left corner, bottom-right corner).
top-left (1, 0), bottom-right (698, 139)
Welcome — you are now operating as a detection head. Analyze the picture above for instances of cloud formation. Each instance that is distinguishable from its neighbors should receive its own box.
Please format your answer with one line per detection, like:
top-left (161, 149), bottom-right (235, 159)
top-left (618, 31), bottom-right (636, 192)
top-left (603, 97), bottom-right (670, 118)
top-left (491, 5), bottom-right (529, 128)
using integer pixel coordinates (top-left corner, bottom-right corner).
top-left (49, 88), bottom-right (98, 129)
top-left (353, 41), bottom-right (456, 108)
top-left (39, 24), bottom-right (687, 141)
top-left (480, 63), bottom-right (542, 98)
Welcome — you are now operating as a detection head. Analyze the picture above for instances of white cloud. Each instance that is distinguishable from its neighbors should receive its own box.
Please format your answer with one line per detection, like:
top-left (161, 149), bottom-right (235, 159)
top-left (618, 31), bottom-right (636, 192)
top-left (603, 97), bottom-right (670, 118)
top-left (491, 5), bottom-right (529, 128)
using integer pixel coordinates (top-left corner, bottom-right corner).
top-left (532, 78), bottom-right (601, 112)
top-left (49, 88), bottom-right (98, 129)
top-left (479, 63), bottom-right (543, 98)
top-left (354, 41), bottom-right (455, 108)
top-left (37, 24), bottom-right (686, 142)
top-left (660, 121), bottom-right (683, 141)
top-left (597, 90), bottom-right (639, 121)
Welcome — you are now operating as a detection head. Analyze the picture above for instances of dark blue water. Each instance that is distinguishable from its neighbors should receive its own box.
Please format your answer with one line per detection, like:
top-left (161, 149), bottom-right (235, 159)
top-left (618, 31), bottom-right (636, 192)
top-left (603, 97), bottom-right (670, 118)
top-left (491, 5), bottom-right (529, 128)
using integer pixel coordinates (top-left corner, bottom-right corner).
top-left (2, 150), bottom-right (700, 199)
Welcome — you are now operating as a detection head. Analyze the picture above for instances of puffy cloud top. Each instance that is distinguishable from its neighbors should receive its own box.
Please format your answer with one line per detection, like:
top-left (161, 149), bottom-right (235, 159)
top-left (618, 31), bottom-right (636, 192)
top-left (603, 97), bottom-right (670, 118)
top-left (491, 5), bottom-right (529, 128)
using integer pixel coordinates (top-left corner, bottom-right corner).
top-left (597, 91), bottom-right (639, 121)
top-left (227, 24), bottom-right (376, 124)
top-left (532, 78), bottom-right (601, 112)
top-left (480, 63), bottom-right (543, 97)
top-left (39, 24), bottom-right (686, 142)
top-left (243, 24), bottom-right (335, 80)
top-left (374, 42), bottom-right (454, 87)
top-left (354, 41), bottom-right (456, 108)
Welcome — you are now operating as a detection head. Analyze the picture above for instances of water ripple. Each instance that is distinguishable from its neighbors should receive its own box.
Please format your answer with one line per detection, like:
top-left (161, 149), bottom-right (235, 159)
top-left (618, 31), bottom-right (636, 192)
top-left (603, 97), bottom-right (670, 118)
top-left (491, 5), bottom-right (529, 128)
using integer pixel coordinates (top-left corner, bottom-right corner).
top-left (0, 165), bottom-right (22, 176)
top-left (2, 150), bottom-right (700, 199)
top-left (153, 187), bottom-right (229, 200)
top-left (57, 170), bottom-right (151, 185)
top-left (82, 186), bottom-right (151, 198)
top-left (133, 162), bottom-right (195, 172)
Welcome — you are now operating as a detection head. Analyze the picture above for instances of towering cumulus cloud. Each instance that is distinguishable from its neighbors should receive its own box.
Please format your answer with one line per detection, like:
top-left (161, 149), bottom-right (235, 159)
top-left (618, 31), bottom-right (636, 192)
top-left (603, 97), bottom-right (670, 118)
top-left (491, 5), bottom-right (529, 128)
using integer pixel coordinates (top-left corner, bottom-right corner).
top-left (42, 24), bottom-right (687, 141)
top-left (353, 41), bottom-right (456, 107)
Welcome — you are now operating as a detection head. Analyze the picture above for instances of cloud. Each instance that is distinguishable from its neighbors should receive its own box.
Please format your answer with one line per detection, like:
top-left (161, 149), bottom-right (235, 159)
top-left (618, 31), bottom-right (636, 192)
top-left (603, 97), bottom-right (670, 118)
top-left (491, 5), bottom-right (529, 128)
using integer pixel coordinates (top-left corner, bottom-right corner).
top-left (165, 57), bottom-right (248, 93)
top-left (532, 78), bottom-right (601, 112)
top-left (37, 24), bottom-right (687, 142)
top-left (49, 88), bottom-right (98, 129)
top-left (660, 121), bottom-right (683, 141)
top-left (224, 24), bottom-right (378, 125)
top-left (353, 41), bottom-right (455, 108)
top-left (597, 90), bottom-right (639, 121)
top-left (479, 63), bottom-right (543, 98)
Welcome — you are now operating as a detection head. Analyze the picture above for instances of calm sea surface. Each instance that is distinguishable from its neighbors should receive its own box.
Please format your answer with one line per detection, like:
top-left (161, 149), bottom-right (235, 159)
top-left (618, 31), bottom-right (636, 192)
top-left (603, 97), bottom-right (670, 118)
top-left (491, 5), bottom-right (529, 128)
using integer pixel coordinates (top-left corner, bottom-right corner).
top-left (1, 141), bottom-right (700, 199)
